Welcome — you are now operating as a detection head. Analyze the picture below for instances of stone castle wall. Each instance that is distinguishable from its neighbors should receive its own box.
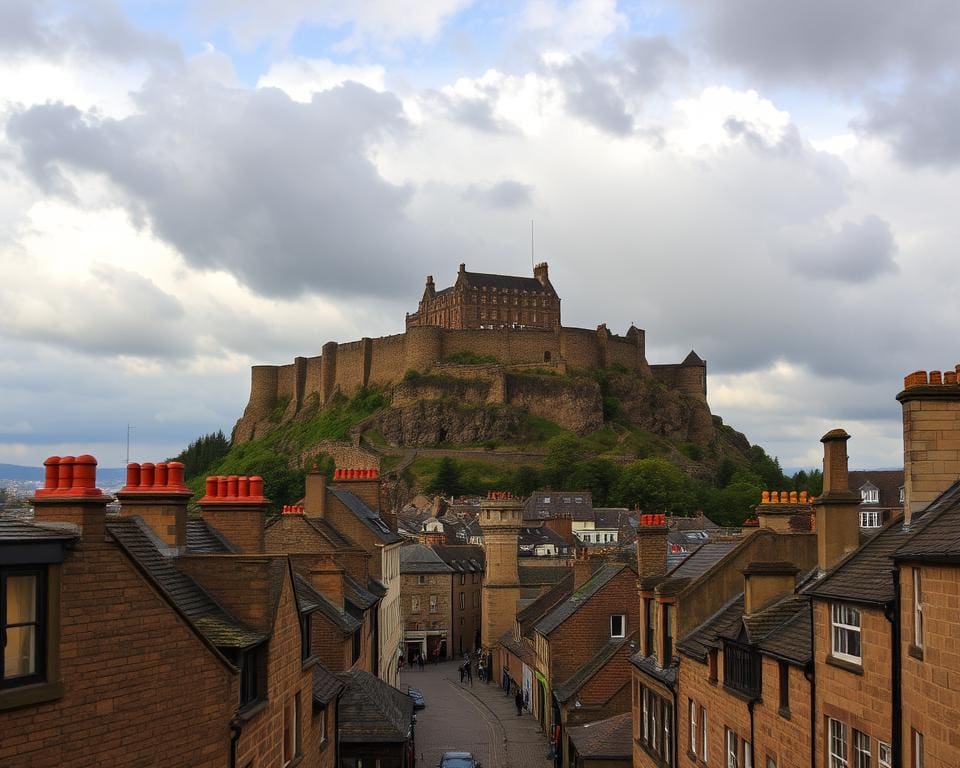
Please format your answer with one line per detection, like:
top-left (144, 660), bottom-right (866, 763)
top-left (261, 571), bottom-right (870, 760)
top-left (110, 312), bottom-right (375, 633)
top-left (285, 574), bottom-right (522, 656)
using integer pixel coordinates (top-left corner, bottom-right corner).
top-left (234, 323), bottom-right (703, 442)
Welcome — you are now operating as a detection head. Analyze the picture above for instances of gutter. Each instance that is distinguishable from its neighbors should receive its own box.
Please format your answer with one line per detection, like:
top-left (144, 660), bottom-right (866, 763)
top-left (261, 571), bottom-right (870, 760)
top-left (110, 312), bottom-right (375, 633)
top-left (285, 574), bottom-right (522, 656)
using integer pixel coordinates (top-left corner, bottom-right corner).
top-left (806, 599), bottom-right (816, 768)
top-left (889, 570), bottom-right (902, 768)
top-left (747, 698), bottom-right (755, 768)
top-left (229, 716), bottom-right (243, 768)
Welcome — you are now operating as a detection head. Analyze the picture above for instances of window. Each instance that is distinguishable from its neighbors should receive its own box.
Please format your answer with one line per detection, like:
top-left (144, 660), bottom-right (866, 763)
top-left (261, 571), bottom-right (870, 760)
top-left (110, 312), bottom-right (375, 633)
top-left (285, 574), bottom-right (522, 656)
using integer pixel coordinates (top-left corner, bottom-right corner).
top-left (831, 604), bottom-right (862, 664)
top-left (743, 741), bottom-right (752, 768)
top-left (1, 569), bottom-right (45, 687)
top-left (283, 700), bottom-right (293, 766)
top-left (854, 731), bottom-right (870, 768)
top-left (459, 592), bottom-right (465, 610)
top-left (239, 645), bottom-right (263, 708)
top-left (644, 599), bottom-right (655, 656)
top-left (583, 534), bottom-right (591, 543)
top-left (319, 705), bottom-right (327, 744)
top-left (913, 568), bottom-right (924, 649)
top-left (860, 510), bottom-right (881, 528)
top-left (429, 594), bottom-right (438, 613)
top-left (829, 719), bottom-right (849, 768)
top-left (899, 487), bottom-right (905, 504)
top-left (610, 614), bottom-right (625, 638)
top-left (767, 760), bottom-right (777, 768)
top-left (701, 706), bottom-right (708, 762)
top-left (912, 730), bottom-right (923, 768)
top-left (778, 662), bottom-right (790, 714)
top-left (411, 596), bottom-right (420, 613)
top-left (352, 628), bottom-right (361, 664)
top-left (689, 699), bottom-right (698, 756)
top-left (726, 729), bottom-right (739, 768)
top-left (642, 688), bottom-right (650, 741)
top-left (878, 743), bottom-right (891, 768)
top-left (460, 574), bottom-right (465, 585)
top-left (861, 488), bottom-right (879, 504)
top-left (662, 604), bottom-right (673, 663)
top-left (639, 685), bottom-right (673, 762)
top-left (294, 693), bottom-right (301, 757)
top-left (724, 639), bottom-right (761, 698)
top-left (417, 575), bottom-right (426, 585)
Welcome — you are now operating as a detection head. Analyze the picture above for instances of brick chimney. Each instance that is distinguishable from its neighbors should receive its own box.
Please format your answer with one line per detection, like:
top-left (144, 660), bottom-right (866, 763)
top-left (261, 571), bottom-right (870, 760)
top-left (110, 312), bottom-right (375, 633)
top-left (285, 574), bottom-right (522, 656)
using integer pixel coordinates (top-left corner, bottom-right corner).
top-left (425, 275), bottom-right (435, 297)
top-left (32, 455), bottom-right (108, 541)
top-left (331, 468), bottom-right (381, 513)
top-left (116, 461), bottom-right (191, 548)
top-left (756, 490), bottom-right (814, 532)
top-left (573, 553), bottom-right (598, 589)
top-left (636, 513), bottom-right (668, 579)
top-left (534, 261), bottom-right (549, 286)
top-left (310, 554), bottom-right (345, 611)
top-left (197, 475), bottom-right (269, 554)
top-left (304, 466), bottom-right (328, 518)
top-left (813, 429), bottom-right (861, 572)
top-left (897, 366), bottom-right (960, 526)
top-left (742, 562), bottom-right (799, 615)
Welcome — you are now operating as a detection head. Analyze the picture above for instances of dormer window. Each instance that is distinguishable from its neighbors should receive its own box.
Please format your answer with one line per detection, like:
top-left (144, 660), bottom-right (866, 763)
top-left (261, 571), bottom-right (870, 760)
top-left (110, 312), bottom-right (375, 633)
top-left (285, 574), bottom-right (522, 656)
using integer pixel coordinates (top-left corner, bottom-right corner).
top-left (860, 485), bottom-right (879, 504)
top-left (899, 487), bottom-right (905, 504)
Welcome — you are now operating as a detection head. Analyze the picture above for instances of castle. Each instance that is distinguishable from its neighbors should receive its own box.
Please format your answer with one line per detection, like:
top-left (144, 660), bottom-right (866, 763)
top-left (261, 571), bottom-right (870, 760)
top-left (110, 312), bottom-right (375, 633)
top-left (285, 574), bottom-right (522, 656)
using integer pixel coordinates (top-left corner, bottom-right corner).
top-left (234, 263), bottom-right (707, 442)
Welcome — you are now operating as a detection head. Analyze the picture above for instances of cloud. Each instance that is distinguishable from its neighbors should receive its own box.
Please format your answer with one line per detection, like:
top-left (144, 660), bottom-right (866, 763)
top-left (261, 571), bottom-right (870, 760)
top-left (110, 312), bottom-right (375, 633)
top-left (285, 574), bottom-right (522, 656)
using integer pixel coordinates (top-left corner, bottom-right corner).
top-left (5, 78), bottom-right (437, 300)
top-left (462, 180), bottom-right (534, 209)
top-left (783, 215), bottom-right (897, 282)
top-left (258, 57), bottom-right (386, 102)
top-left (521, 0), bottom-right (626, 55)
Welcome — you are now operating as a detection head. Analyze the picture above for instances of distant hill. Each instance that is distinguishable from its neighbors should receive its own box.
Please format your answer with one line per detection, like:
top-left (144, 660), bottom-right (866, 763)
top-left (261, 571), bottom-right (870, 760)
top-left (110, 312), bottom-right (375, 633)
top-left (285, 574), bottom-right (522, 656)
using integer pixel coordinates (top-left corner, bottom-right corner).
top-left (0, 464), bottom-right (126, 483)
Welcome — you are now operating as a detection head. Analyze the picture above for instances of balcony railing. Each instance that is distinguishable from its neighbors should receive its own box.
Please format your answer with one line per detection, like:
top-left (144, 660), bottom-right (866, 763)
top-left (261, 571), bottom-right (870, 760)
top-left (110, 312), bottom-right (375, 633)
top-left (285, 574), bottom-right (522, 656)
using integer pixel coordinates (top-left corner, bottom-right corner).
top-left (723, 639), bottom-right (761, 698)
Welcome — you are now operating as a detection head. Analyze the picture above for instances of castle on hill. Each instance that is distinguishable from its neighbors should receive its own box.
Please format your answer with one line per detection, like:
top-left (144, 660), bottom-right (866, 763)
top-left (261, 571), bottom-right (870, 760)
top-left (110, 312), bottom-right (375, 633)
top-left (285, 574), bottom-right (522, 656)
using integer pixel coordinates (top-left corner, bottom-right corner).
top-left (233, 263), bottom-right (707, 442)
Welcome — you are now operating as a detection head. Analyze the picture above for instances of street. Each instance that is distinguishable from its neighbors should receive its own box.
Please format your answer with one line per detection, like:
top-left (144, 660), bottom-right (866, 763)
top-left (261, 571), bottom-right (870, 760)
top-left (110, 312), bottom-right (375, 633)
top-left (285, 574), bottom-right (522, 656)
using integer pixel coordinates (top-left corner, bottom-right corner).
top-left (401, 660), bottom-right (554, 768)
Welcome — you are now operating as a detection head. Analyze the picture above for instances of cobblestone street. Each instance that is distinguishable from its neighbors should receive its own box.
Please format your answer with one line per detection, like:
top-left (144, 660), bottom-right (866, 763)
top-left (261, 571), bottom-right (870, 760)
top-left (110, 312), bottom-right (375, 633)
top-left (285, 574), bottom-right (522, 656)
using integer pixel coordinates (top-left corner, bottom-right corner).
top-left (401, 661), bottom-right (554, 768)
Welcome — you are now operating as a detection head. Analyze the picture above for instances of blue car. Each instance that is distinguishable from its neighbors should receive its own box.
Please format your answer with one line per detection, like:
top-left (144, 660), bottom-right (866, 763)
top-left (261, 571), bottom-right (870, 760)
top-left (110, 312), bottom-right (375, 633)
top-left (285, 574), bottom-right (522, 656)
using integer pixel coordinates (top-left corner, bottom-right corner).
top-left (407, 686), bottom-right (426, 709)
top-left (439, 752), bottom-right (480, 768)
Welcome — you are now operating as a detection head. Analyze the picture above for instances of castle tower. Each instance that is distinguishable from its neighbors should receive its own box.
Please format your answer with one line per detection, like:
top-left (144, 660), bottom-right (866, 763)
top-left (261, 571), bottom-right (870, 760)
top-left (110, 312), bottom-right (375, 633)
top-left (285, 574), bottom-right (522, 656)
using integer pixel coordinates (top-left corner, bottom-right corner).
top-left (479, 491), bottom-right (524, 649)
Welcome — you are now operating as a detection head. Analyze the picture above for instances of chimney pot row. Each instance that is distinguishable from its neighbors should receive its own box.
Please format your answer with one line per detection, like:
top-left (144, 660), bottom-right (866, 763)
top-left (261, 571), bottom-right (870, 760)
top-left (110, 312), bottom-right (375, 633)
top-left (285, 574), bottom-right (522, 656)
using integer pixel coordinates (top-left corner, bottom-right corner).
top-left (486, 490), bottom-right (513, 499)
top-left (282, 504), bottom-right (305, 515)
top-left (904, 365), bottom-right (960, 389)
top-left (640, 513), bottom-right (666, 526)
top-left (199, 474), bottom-right (265, 503)
top-left (760, 490), bottom-right (809, 504)
top-left (37, 455), bottom-right (103, 497)
top-left (120, 461), bottom-right (188, 493)
top-left (333, 468), bottom-right (379, 480)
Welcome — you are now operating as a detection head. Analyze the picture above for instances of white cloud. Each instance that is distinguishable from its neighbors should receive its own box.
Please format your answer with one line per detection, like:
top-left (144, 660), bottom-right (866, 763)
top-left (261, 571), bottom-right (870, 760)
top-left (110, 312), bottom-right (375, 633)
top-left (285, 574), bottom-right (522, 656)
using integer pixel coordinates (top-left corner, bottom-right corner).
top-left (258, 57), bottom-right (386, 101)
top-left (522, 0), bottom-right (626, 54)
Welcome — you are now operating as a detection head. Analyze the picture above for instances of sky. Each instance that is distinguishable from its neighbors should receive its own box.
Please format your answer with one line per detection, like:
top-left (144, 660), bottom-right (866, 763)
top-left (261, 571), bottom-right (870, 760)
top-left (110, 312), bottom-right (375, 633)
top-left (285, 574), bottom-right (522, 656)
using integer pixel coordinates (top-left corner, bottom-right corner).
top-left (1, 0), bottom-right (958, 471)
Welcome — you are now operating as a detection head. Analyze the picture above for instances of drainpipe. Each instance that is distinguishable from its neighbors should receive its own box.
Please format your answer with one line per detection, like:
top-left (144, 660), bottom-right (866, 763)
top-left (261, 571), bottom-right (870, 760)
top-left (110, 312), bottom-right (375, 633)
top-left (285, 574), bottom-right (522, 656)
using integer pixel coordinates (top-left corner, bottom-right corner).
top-left (748, 698), bottom-right (755, 768)
top-left (229, 717), bottom-right (243, 768)
top-left (804, 659), bottom-right (816, 768)
top-left (890, 570), bottom-right (903, 768)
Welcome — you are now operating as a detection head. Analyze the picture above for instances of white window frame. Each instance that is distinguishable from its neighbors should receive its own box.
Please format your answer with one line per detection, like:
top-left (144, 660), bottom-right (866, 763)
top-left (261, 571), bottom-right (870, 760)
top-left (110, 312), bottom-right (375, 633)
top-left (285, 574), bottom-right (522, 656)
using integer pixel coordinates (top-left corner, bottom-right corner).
top-left (689, 699), bottom-right (697, 756)
top-left (913, 568), bottom-right (924, 649)
top-left (429, 594), bottom-right (438, 613)
top-left (829, 719), bottom-right (849, 768)
top-left (831, 604), bottom-right (863, 664)
top-left (860, 510), bottom-right (881, 528)
top-left (914, 730), bottom-right (924, 768)
top-left (861, 488), bottom-right (879, 504)
top-left (879, 742), bottom-right (891, 768)
top-left (726, 729), bottom-right (739, 768)
top-left (701, 706), bottom-right (708, 763)
top-left (744, 740), bottom-right (752, 768)
top-left (610, 614), bottom-right (626, 638)
top-left (411, 596), bottom-right (420, 612)
top-left (417, 574), bottom-right (426, 585)
top-left (642, 688), bottom-right (650, 742)
top-left (854, 730), bottom-right (870, 768)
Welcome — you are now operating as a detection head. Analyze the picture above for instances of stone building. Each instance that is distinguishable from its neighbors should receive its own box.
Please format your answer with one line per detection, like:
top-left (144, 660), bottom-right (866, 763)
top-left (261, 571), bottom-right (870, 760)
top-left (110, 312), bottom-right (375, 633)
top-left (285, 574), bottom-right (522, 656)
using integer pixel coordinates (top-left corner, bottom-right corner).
top-left (479, 491), bottom-right (525, 656)
top-left (432, 544), bottom-right (485, 658)
top-left (399, 543), bottom-right (454, 663)
top-left (406, 262), bottom-right (561, 331)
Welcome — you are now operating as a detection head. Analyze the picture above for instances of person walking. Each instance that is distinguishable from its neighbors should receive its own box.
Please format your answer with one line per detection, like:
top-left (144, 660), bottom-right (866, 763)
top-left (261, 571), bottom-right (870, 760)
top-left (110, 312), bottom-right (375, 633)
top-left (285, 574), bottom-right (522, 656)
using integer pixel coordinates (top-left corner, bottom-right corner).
top-left (459, 663), bottom-right (466, 683)
top-left (515, 689), bottom-right (524, 716)
top-left (466, 662), bottom-right (473, 686)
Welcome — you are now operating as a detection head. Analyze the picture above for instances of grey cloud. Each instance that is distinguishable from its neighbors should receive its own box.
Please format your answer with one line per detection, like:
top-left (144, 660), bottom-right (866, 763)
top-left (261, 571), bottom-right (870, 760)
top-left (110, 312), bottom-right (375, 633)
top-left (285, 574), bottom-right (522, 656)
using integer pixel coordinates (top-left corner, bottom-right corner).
top-left (462, 180), bottom-right (533, 209)
top-left (785, 215), bottom-right (897, 283)
top-left (423, 88), bottom-right (515, 134)
top-left (857, 78), bottom-right (960, 166)
top-left (6, 80), bottom-right (437, 300)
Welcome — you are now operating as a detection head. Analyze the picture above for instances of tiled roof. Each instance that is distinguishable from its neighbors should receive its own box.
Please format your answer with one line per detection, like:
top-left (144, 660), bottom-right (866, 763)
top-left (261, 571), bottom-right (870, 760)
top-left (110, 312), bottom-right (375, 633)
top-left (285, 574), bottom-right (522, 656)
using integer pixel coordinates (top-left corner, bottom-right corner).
top-left (524, 491), bottom-right (593, 521)
top-left (593, 508), bottom-right (626, 529)
top-left (0, 516), bottom-right (78, 542)
top-left (519, 526), bottom-right (571, 548)
top-left (367, 578), bottom-right (388, 598)
top-left (742, 593), bottom-right (808, 644)
top-left (462, 271), bottom-right (556, 294)
top-left (553, 636), bottom-right (633, 702)
top-left (106, 517), bottom-right (264, 649)
top-left (312, 663), bottom-right (345, 706)
top-left (535, 563), bottom-right (627, 636)
top-left (669, 541), bottom-right (739, 579)
top-left (304, 516), bottom-right (357, 549)
top-left (185, 519), bottom-right (236, 553)
top-left (849, 470), bottom-right (904, 509)
top-left (431, 544), bottom-right (485, 572)
top-left (516, 571), bottom-right (574, 626)
top-left (894, 480), bottom-right (960, 561)
top-left (343, 573), bottom-right (379, 610)
top-left (519, 565), bottom-right (571, 587)
top-left (329, 489), bottom-right (402, 544)
top-left (400, 543), bottom-right (454, 574)
top-left (567, 712), bottom-right (633, 760)
top-left (682, 350), bottom-right (705, 366)
top-left (337, 669), bottom-right (415, 743)
top-left (293, 575), bottom-right (361, 633)
top-left (499, 630), bottom-right (536, 665)
top-left (629, 651), bottom-right (677, 685)
top-left (677, 594), bottom-right (744, 662)
top-left (759, 606), bottom-right (812, 665)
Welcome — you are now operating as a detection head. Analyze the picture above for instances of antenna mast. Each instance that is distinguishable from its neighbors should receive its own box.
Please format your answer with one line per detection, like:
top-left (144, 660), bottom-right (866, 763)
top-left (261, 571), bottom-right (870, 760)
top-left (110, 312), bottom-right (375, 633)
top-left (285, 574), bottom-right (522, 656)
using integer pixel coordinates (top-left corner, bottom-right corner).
top-left (126, 423), bottom-right (135, 466)
top-left (531, 219), bottom-right (535, 270)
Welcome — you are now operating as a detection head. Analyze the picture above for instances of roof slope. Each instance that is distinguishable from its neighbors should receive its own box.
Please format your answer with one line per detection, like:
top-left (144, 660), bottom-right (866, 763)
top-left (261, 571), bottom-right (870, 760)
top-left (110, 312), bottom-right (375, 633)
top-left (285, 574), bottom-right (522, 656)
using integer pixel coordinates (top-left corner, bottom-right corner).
top-left (669, 541), bottom-right (739, 579)
top-left (553, 636), bottom-right (633, 702)
top-left (894, 481), bottom-right (960, 561)
top-left (400, 543), bottom-right (454, 573)
top-left (535, 563), bottom-right (627, 636)
top-left (312, 663), bottom-right (345, 705)
top-left (462, 271), bottom-right (556, 294)
top-left (431, 544), bottom-right (485, 572)
top-left (343, 573), bottom-right (379, 610)
top-left (330, 489), bottom-right (401, 544)
top-left (293, 575), bottom-right (361, 633)
top-left (849, 470), bottom-right (904, 508)
top-left (337, 669), bottom-right (415, 743)
top-left (0, 516), bottom-right (78, 542)
top-left (186, 519), bottom-right (236, 553)
top-left (106, 517), bottom-right (263, 649)
top-left (524, 491), bottom-right (593, 521)
top-left (567, 712), bottom-right (633, 760)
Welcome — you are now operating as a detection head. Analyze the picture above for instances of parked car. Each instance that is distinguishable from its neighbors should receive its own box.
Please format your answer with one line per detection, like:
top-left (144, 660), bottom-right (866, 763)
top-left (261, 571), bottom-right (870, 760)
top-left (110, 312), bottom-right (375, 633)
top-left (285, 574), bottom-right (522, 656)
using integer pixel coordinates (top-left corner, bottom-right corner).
top-left (407, 686), bottom-right (426, 709)
top-left (439, 752), bottom-right (480, 768)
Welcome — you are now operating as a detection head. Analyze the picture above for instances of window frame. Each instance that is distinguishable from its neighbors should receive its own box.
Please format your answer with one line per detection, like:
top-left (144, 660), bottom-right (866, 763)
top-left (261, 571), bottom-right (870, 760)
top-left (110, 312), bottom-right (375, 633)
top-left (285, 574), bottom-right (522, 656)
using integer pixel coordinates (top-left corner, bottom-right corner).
top-left (853, 730), bottom-right (870, 768)
top-left (831, 603), bottom-right (863, 665)
top-left (610, 614), bottom-right (626, 639)
top-left (1, 567), bottom-right (47, 689)
top-left (701, 705), bottom-right (708, 763)
top-left (829, 718), bottom-right (849, 768)
top-left (913, 568), bottom-right (924, 650)
top-left (778, 661), bottom-right (790, 714)
top-left (860, 510), bottom-right (881, 528)
top-left (689, 698), bottom-right (697, 757)
top-left (726, 728), bottom-right (739, 768)
top-left (878, 742), bottom-right (891, 768)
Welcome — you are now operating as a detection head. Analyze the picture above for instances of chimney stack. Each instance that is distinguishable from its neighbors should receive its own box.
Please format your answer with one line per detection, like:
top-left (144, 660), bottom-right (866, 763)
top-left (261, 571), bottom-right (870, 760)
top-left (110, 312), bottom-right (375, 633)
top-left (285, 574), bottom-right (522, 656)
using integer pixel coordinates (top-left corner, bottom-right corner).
top-left (117, 461), bottom-right (191, 548)
top-left (756, 490), bottom-right (814, 532)
top-left (573, 553), bottom-right (598, 589)
top-left (331, 467), bottom-right (381, 513)
top-left (742, 562), bottom-right (799, 615)
top-left (534, 261), bottom-right (549, 286)
top-left (813, 429), bottom-right (861, 572)
top-left (304, 465), bottom-right (328, 518)
top-left (897, 366), bottom-right (960, 525)
top-left (310, 554), bottom-right (345, 611)
top-left (32, 455), bottom-right (108, 541)
top-left (636, 513), bottom-right (668, 579)
top-left (197, 475), bottom-right (269, 554)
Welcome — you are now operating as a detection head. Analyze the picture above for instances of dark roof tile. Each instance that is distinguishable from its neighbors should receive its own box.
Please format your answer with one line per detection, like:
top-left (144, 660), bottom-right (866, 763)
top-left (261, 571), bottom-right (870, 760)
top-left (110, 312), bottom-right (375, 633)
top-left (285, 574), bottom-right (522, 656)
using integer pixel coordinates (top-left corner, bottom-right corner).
top-left (337, 669), bottom-right (414, 743)
top-left (535, 563), bottom-right (628, 636)
top-left (330, 489), bottom-right (401, 544)
top-left (567, 713), bottom-right (633, 760)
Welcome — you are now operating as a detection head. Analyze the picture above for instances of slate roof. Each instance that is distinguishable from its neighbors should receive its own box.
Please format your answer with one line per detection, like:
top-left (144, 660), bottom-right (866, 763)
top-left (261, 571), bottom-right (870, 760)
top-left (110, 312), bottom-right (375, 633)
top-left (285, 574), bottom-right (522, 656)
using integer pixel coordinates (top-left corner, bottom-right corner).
top-left (682, 350), bottom-right (705, 366)
top-left (516, 571), bottom-right (574, 625)
top-left (106, 517), bottom-right (264, 649)
top-left (367, 578), bottom-right (388, 598)
top-left (185, 519), bottom-right (236, 553)
top-left (669, 513), bottom-right (720, 532)
top-left (669, 541), bottom-right (739, 579)
top-left (593, 508), bottom-right (626, 529)
top-left (524, 491), bottom-right (593, 521)
top-left (293, 575), bottom-right (362, 633)
top-left (432, 544), bottom-right (485, 572)
top-left (760, 606), bottom-right (812, 665)
top-left (304, 516), bottom-right (357, 549)
top-left (461, 271), bottom-right (556, 294)
top-left (519, 565), bottom-right (571, 587)
top-left (628, 651), bottom-right (677, 685)
top-left (553, 636), bottom-right (633, 703)
top-left (499, 630), bottom-right (536, 665)
top-left (519, 526), bottom-right (571, 549)
top-left (0, 516), bottom-right (78, 542)
top-left (567, 712), bottom-right (633, 760)
top-left (337, 668), bottom-right (415, 743)
top-left (400, 543), bottom-right (454, 574)
top-left (849, 470), bottom-right (904, 509)
top-left (343, 573), bottom-right (379, 610)
top-left (312, 663), bottom-right (345, 706)
top-left (677, 594), bottom-right (744, 662)
top-left (535, 563), bottom-right (627, 636)
top-left (894, 480), bottom-right (960, 562)
top-left (330, 489), bottom-right (401, 544)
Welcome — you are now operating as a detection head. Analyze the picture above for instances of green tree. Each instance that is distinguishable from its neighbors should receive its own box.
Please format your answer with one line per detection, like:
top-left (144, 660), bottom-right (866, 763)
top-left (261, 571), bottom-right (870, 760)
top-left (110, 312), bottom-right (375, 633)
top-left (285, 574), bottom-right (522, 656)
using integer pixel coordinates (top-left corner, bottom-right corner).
top-left (568, 458), bottom-right (621, 506)
top-left (543, 433), bottom-right (589, 488)
top-left (611, 457), bottom-right (692, 514)
top-left (426, 458), bottom-right (466, 497)
top-left (791, 468), bottom-right (823, 496)
top-left (171, 430), bottom-right (231, 480)
top-left (510, 466), bottom-right (543, 497)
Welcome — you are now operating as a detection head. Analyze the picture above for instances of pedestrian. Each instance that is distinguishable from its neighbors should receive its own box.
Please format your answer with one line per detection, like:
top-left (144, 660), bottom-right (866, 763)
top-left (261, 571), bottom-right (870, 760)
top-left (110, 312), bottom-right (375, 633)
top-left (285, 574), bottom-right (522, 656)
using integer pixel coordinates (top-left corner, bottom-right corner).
top-left (515, 689), bottom-right (524, 716)
top-left (466, 662), bottom-right (473, 686)
top-left (459, 663), bottom-right (465, 683)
